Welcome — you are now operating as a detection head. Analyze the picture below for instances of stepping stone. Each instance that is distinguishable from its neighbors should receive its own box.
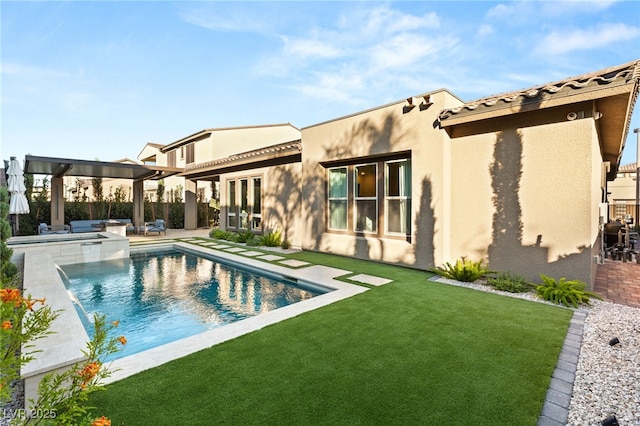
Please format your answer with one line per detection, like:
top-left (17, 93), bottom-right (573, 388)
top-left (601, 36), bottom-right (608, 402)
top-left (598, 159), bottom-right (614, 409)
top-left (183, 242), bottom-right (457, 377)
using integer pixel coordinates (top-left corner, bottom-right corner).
top-left (240, 251), bottom-right (263, 257)
top-left (348, 274), bottom-right (393, 286)
top-left (257, 254), bottom-right (285, 261)
top-left (213, 244), bottom-right (231, 249)
top-left (225, 247), bottom-right (245, 253)
top-left (279, 259), bottom-right (310, 267)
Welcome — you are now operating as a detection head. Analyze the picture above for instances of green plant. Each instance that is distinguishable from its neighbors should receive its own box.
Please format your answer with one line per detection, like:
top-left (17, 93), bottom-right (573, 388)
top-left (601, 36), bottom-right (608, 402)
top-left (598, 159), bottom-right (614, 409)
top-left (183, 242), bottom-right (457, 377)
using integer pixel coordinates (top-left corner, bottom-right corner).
top-left (0, 188), bottom-right (18, 280)
top-left (260, 229), bottom-right (282, 247)
top-left (24, 314), bottom-right (125, 425)
top-left (535, 274), bottom-right (602, 307)
top-left (210, 229), bottom-right (232, 240)
top-left (236, 230), bottom-right (254, 243)
top-left (281, 240), bottom-right (291, 250)
top-left (245, 236), bottom-right (261, 247)
top-left (486, 272), bottom-right (533, 293)
top-left (428, 256), bottom-right (494, 282)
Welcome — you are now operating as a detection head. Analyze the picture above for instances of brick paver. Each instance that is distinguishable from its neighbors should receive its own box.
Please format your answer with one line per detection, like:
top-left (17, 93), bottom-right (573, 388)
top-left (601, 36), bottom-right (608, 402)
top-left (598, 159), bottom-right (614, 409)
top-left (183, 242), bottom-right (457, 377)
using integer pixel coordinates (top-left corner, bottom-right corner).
top-left (593, 260), bottom-right (640, 308)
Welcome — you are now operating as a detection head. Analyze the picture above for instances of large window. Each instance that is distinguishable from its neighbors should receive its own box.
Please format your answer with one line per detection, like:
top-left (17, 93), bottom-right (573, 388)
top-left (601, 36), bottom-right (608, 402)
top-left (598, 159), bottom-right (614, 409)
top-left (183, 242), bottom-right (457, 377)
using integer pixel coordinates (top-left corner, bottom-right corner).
top-left (386, 160), bottom-right (411, 234)
top-left (226, 176), bottom-right (262, 232)
top-left (227, 181), bottom-right (237, 228)
top-left (328, 168), bottom-right (347, 230)
top-left (240, 179), bottom-right (249, 229)
top-left (252, 178), bottom-right (262, 230)
top-left (355, 164), bottom-right (377, 233)
top-left (326, 156), bottom-right (411, 238)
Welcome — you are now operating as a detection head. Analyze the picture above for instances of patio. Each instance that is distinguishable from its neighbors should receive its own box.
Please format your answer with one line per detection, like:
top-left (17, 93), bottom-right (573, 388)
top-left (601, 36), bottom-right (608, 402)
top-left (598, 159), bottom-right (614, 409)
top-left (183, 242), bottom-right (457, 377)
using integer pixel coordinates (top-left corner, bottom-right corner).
top-left (594, 260), bottom-right (640, 308)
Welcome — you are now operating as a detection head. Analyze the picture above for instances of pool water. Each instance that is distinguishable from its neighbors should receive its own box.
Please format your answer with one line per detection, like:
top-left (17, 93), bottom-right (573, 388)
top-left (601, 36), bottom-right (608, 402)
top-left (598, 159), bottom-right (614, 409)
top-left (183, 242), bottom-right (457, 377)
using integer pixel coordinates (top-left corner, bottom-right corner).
top-left (60, 249), bottom-right (324, 360)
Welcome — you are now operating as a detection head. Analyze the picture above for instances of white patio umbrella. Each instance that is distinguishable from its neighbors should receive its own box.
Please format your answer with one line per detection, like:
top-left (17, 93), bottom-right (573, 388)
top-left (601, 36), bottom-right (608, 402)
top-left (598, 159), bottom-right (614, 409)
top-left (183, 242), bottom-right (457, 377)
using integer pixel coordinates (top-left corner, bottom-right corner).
top-left (6, 156), bottom-right (29, 234)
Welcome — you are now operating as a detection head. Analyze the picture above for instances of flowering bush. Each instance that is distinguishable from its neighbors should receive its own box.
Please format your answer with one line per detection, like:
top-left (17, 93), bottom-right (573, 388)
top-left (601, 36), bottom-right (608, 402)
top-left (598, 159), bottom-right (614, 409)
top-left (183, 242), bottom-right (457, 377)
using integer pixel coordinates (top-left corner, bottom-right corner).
top-left (1, 186), bottom-right (124, 425)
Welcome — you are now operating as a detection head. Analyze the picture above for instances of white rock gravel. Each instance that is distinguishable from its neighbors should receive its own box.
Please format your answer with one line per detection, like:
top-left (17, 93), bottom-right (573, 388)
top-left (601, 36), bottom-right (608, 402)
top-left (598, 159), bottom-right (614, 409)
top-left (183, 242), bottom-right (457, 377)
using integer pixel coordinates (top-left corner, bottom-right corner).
top-left (433, 277), bottom-right (640, 425)
top-left (566, 300), bottom-right (640, 426)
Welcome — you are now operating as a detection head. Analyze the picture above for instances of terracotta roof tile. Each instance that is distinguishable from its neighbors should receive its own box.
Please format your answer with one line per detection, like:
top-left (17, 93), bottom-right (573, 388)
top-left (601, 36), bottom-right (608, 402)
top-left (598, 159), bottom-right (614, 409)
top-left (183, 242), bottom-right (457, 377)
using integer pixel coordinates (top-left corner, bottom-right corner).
top-left (619, 163), bottom-right (638, 173)
top-left (439, 60), bottom-right (640, 121)
top-left (185, 140), bottom-right (302, 172)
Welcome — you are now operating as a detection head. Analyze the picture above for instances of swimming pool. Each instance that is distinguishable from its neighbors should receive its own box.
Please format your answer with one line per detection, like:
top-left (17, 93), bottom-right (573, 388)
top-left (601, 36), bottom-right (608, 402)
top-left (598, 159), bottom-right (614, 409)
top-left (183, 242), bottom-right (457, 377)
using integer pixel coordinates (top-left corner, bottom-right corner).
top-left (60, 247), bottom-right (326, 360)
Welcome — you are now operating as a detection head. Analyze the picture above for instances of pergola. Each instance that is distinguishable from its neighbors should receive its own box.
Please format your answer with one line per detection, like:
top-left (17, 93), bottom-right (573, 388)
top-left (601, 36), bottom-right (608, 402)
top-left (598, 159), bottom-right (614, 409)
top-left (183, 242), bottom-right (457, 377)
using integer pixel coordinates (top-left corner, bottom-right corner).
top-left (24, 155), bottom-right (184, 229)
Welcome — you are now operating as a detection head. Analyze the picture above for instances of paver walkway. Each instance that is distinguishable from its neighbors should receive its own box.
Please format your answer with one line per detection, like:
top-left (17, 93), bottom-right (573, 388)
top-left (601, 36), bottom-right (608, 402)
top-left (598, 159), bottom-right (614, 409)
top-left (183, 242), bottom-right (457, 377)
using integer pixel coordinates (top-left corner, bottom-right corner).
top-left (594, 260), bottom-right (640, 308)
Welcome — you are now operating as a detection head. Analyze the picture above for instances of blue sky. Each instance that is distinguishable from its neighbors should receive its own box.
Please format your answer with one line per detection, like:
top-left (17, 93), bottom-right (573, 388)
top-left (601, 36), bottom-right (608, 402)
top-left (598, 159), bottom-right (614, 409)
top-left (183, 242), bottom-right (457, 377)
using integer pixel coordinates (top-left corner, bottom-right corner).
top-left (2, 1), bottom-right (640, 167)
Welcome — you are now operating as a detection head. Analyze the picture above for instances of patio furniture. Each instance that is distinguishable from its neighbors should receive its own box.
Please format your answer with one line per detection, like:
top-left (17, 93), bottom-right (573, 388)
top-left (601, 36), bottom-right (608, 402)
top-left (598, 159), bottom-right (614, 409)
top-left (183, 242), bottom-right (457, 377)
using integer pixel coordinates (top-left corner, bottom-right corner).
top-left (70, 220), bottom-right (103, 233)
top-left (115, 219), bottom-right (136, 234)
top-left (38, 223), bottom-right (71, 235)
top-left (144, 219), bottom-right (166, 236)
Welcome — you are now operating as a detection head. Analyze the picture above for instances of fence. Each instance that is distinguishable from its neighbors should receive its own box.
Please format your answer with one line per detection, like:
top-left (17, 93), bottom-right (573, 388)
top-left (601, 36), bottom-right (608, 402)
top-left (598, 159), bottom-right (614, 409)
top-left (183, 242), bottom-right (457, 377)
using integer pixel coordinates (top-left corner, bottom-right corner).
top-left (608, 203), bottom-right (640, 226)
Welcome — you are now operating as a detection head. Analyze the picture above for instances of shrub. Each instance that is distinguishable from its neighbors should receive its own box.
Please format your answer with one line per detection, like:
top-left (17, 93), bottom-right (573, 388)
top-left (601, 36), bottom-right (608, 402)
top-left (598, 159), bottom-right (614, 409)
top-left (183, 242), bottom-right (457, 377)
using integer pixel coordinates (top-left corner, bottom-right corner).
top-left (429, 256), bottom-right (494, 282)
top-left (281, 240), bottom-right (291, 250)
top-left (237, 230), bottom-right (254, 243)
top-left (211, 229), bottom-right (233, 240)
top-left (245, 236), bottom-right (261, 246)
top-left (535, 274), bottom-right (602, 307)
top-left (486, 272), bottom-right (533, 293)
top-left (260, 229), bottom-right (282, 247)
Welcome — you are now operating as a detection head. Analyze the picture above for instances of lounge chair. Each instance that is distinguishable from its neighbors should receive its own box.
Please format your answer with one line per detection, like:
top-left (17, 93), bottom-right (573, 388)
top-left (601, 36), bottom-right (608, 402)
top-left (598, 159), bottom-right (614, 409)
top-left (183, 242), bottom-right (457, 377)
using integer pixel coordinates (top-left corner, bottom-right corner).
top-left (144, 219), bottom-right (166, 236)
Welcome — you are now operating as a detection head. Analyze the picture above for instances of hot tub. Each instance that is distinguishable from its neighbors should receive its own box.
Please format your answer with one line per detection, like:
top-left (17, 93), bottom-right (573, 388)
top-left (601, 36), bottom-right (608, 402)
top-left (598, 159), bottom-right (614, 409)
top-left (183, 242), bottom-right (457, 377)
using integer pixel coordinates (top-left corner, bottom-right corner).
top-left (8, 232), bottom-right (129, 265)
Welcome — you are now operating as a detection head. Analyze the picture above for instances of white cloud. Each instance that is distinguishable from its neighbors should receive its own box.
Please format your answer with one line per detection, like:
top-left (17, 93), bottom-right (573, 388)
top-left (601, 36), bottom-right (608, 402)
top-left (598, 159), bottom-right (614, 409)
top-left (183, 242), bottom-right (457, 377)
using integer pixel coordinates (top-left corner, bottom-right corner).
top-left (535, 23), bottom-right (640, 55)
top-left (369, 34), bottom-right (446, 70)
top-left (359, 6), bottom-right (440, 35)
top-left (179, 5), bottom-right (272, 34)
top-left (539, 0), bottom-right (620, 15)
top-left (252, 4), bottom-right (456, 104)
top-left (486, 3), bottom-right (516, 19)
top-left (486, 0), bottom-right (620, 22)
top-left (1, 62), bottom-right (68, 78)
top-left (281, 36), bottom-right (343, 59)
top-left (477, 25), bottom-right (494, 37)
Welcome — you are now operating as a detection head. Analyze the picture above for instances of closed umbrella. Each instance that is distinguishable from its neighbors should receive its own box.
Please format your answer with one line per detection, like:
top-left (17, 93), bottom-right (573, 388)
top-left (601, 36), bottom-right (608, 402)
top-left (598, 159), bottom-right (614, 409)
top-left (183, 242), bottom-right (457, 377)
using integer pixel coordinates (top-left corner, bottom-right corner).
top-left (7, 156), bottom-right (30, 234)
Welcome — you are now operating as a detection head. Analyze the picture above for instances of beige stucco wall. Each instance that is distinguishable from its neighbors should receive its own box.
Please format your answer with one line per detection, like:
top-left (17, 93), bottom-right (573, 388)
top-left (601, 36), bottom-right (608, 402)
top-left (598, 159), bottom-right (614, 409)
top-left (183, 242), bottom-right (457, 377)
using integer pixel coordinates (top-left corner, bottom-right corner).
top-left (300, 90), bottom-right (461, 268)
top-left (300, 91), bottom-right (604, 287)
top-left (192, 125), bottom-right (301, 165)
top-left (449, 119), bottom-right (602, 285)
top-left (219, 162), bottom-right (302, 247)
top-left (608, 172), bottom-right (637, 202)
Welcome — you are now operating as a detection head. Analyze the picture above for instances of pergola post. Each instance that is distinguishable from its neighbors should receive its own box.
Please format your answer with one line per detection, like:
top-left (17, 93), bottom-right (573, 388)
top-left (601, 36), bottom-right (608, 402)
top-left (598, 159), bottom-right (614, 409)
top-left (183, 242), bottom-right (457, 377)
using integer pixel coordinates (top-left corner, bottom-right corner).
top-left (50, 177), bottom-right (65, 226)
top-left (133, 180), bottom-right (145, 232)
top-left (184, 178), bottom-right (197, 230)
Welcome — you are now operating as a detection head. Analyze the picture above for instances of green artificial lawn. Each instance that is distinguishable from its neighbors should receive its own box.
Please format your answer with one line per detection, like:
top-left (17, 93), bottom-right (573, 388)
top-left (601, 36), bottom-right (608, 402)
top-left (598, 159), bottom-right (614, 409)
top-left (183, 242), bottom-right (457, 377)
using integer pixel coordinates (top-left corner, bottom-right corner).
top-left (89, 248), bottom-right (572, 425)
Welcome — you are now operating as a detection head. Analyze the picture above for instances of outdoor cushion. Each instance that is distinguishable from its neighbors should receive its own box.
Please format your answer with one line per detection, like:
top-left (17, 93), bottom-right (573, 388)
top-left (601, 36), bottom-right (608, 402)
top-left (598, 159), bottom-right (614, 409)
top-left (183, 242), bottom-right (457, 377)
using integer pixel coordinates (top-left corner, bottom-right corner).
top-left (69, 220), bottom-right (103, 233)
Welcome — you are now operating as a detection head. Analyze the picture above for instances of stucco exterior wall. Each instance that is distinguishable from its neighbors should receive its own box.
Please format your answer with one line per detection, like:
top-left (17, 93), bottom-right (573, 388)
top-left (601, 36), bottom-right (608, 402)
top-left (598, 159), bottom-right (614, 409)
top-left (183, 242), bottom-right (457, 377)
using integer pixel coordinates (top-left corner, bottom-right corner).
top-left (300, 90), bottom-right (460, 268)
top-left (219, 162), bottom-right (302, 247)
top-left (449, 119), bottom-right (601, 285)
top-left (193, 125), bottom-right (301, 164)
top-left (300, 94), bottom-right (604, 287)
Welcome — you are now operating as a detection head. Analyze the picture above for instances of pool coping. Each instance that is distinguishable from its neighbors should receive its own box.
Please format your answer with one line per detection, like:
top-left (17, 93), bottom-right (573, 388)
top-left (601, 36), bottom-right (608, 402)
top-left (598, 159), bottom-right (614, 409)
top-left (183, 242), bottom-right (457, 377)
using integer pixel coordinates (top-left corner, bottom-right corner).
top-left (104, 242), bottom-right (369, 383)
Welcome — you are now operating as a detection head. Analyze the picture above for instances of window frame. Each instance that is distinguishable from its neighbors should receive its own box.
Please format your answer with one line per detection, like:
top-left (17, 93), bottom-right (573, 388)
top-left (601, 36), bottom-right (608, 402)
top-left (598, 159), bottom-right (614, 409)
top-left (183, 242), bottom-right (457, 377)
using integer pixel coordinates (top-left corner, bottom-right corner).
top-left (327, 167), bottom-right (349, 231)
top-left (225, 175), bottom-right (263, 233)
top-left (354, 163), bottom-right (378, 234)
top-left (384, 159), bottom-right (412, 236)
top-left (322, 152), bottom-right (412, 240)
